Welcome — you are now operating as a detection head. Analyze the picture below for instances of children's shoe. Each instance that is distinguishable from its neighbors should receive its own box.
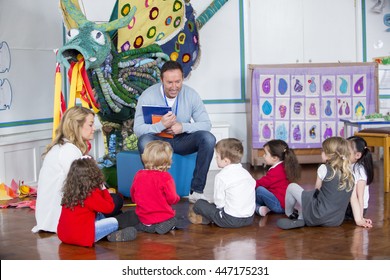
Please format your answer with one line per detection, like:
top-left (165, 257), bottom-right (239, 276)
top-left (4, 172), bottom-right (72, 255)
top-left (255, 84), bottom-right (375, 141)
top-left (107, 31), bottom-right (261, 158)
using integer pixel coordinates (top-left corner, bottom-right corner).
top-left (288, 210), bottom-right (299, 220)
top-left (107, 226), bottom-right (137, 242)
top-left (277, 218), bottom-right (305, 230)
top-left (188, 191), bottom-right (207, 204)
top-left (188, 206), bottom-right (205, 224)
top-left (258, 206), bottom-right (271, 217)
top-left (155, 217), bottom-right (177, 234)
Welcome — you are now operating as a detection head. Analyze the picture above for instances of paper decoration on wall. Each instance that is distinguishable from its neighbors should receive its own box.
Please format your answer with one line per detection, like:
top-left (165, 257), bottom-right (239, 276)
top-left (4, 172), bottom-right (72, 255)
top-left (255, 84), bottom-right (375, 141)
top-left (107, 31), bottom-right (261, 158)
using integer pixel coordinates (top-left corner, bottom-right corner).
top-left (251, 63), bottom-right (376, 149)
top-left (353, 74), bottom-right (367, 96)
top-left (354, 76), bottom-right (364, 94)
top-left (0, 41), bottom-right (12, 111)
top-left (308, 76), bottom-right (317, 93)
top-left (278, 78), bottom-right (288, 95)
top-left (275, 122), bottom-right (288, 141)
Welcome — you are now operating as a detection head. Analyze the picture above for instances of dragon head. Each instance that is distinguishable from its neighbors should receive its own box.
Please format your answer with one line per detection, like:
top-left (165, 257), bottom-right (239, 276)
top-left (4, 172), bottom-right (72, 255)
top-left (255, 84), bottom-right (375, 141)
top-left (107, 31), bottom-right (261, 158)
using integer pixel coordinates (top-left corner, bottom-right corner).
top-left (57, 0), bottom-right (136, 70)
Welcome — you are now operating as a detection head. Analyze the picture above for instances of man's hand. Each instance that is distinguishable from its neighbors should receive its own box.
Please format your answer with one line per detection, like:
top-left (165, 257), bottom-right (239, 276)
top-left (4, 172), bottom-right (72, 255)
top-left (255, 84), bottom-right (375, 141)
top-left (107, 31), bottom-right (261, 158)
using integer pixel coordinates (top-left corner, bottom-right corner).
top-left (167, 122), bottom-right (183, 135)
top-left (161, 111), bottom-right (176, 128)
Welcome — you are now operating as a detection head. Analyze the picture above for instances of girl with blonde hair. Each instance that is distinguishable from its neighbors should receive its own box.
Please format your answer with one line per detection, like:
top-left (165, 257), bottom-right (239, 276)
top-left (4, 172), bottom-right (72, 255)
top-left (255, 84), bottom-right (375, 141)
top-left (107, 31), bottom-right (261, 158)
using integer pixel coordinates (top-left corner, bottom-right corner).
top-left (277, 136), bottom-right (373, 230)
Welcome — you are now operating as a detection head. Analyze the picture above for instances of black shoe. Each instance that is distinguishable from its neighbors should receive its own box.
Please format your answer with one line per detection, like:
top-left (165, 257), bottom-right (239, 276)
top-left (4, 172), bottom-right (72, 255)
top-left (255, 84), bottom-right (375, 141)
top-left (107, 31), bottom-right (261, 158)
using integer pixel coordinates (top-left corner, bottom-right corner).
top-left (288, 212), bottom-right (299, 220)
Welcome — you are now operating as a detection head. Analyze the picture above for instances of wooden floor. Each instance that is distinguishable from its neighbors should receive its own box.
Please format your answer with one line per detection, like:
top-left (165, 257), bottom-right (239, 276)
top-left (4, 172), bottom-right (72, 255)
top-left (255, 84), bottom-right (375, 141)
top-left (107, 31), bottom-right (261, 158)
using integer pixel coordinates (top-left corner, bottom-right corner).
top-left (1, 162), bottom-right (389, 260)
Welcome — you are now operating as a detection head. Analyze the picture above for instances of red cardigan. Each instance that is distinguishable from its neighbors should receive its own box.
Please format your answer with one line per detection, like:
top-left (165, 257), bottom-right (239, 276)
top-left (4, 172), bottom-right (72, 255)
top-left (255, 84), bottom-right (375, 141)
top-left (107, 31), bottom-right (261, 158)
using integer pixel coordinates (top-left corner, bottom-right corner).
top-left (255, 162), bottom-right (289, 208)
top-left (57, 188), bottom-right (114, 247)
top-left (130, 170), bottom-right (180, 225)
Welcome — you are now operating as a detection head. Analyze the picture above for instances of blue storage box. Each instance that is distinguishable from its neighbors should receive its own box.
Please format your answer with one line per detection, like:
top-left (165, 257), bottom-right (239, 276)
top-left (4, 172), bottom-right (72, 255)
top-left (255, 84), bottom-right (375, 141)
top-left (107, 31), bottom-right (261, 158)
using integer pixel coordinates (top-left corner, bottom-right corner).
top-left (117, 151), bottom-right (197, 197)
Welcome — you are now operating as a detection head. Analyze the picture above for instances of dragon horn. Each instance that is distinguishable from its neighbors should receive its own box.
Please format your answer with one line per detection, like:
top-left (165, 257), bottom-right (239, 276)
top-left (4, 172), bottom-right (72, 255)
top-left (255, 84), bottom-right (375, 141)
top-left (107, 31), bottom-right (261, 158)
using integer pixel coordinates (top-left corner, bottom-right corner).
top-left (196, 0), bottom-right (229, 30)
top-left (100, 7), bottom-right (137, 32)
top-left (60, 0), bottom-right (89, 27)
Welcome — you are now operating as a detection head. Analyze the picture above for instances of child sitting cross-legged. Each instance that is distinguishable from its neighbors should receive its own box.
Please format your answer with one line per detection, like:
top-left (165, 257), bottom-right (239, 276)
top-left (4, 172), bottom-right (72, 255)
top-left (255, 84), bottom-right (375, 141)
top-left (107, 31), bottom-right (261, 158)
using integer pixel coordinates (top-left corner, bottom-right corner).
top-left (188, 138), bottom-right (256, 228)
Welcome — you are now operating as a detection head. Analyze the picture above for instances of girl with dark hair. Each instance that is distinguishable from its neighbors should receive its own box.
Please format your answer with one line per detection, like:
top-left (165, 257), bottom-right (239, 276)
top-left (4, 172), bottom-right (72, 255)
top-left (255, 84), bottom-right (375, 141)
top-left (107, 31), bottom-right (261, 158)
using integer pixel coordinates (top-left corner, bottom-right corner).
top-left (255, 139), bottom-right (301, 217)
top-left (345, 136), bottom-right (374, 220)
top-left (57, 156), bottom-right (136, 247)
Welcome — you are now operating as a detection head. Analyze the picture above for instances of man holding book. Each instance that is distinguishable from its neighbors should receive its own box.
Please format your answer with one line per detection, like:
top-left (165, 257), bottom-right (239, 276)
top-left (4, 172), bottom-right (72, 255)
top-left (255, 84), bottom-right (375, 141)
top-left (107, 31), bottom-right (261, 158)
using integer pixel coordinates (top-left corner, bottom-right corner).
top-left (133, 60), bottom-right (216, 203)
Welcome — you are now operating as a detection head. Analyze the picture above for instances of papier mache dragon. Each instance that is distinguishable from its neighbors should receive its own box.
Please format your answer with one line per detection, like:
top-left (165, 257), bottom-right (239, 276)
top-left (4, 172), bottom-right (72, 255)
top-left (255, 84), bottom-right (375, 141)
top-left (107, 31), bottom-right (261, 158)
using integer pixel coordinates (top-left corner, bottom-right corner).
top-left (56, 0), bottom-right (228, 164)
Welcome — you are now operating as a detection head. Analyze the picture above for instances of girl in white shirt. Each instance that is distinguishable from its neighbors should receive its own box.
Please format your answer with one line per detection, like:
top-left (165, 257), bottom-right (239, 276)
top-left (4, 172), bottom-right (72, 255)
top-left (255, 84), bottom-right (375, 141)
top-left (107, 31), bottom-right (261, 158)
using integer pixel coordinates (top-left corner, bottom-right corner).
top-left (345, 136), bottom-right (374, 220)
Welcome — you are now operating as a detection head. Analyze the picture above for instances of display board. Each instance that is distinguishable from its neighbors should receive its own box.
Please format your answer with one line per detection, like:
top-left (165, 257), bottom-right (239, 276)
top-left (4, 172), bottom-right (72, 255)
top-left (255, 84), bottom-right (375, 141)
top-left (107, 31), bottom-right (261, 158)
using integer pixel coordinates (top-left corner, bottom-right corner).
top-left (249, 63), bottom-right (378, 151)
top-left (0, 0), bottom-right (62, 134)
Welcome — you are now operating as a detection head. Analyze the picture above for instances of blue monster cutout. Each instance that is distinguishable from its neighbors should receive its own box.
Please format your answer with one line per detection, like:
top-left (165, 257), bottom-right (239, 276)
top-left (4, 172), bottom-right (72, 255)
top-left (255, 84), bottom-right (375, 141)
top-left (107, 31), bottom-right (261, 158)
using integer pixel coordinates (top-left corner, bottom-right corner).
top-left (262, 100), bottom-right (272, 115)
top-left (309, 77), bottom-right (316, 93)
top-left (275, 123), bottom-right (287, 141)
top-left (325, 100), bottom-right (332, 116)
top-left (278, 78), bottom-right (287, 95)
top-left (339, 77), bottom-right (348, 94)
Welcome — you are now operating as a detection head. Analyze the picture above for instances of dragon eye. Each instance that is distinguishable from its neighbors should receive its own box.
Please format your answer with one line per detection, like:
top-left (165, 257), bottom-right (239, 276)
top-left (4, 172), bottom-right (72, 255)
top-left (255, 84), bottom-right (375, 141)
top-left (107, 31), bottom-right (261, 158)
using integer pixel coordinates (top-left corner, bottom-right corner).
top-left (91, 30), bottom-right (105, 45)
top-left (66, 29), bottom-right (79, 41)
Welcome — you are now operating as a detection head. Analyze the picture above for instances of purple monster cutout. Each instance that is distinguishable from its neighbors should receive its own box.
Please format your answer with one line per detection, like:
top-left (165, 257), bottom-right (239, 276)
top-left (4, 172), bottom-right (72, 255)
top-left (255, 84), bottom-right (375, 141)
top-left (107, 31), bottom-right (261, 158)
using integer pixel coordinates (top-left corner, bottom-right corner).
top-left (293, 125), bottom-right (301, 141)
top-left (354, 76), bottom-right (364, 94)
top-left (262, 124), bottom-right (271, 139)
top-left (262, 78), bottom-right (271, 94)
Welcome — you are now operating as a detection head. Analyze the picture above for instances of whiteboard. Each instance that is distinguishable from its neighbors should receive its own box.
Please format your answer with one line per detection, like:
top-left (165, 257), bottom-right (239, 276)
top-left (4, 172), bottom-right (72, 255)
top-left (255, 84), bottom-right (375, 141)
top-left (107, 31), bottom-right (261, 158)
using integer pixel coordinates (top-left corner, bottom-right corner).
top-left (0, 0), bottom-right (63, 135)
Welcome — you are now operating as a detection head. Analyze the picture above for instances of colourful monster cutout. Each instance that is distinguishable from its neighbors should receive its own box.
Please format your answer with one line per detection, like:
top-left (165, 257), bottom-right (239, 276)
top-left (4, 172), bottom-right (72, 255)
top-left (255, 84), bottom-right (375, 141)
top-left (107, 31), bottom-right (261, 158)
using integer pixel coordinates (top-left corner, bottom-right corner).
top-left (275, 123), bottom-right (287, 141)
top-left (354, 76), bottom-right (364, 94)
top-left (293, 101), bottom-right (302, 114)
top-left (309, 103), bottom-right (316, 116)
top-left (355, 101), bottom-right (365, 118)
top-left (323, 125), bottom-right (333, 139)
top-left (308, 77), bottom-right (316, 93)
top-left (293, 125), bottom-right (301, 141)
top-left (262, 78), bottom-right (271, 94)
top-left (279, 104), bottom-right (287, 118)
top-left (278, 78), bottom-right (287, 95)
top-left (294, 79), bottom-right (303, 92)
top-left (309, 125), bottom-right (316, 139)
top-left (323, 79), bottom-right (332, 92)
top-left (325, 100), bottom-right (332, 116)
top-left (262, 124), bottom-right (271, 139)
top-left (339, 77), bottom-right (348, 94)
top-left (262, 100), bottom-right (272, 115)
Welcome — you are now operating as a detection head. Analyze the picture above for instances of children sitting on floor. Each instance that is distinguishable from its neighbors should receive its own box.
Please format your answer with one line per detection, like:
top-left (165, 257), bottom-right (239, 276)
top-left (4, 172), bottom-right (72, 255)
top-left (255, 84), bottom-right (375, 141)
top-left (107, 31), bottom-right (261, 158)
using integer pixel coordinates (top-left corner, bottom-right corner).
top-left (188, 138), bottom-right (256, 228)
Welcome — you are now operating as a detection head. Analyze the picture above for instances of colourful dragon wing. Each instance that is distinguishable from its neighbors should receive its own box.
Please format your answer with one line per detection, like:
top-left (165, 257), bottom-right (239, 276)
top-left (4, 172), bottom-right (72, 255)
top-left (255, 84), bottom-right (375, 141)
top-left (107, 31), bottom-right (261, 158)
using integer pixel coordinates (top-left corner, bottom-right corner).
top-left (117, 0), bottom-right (186, 52)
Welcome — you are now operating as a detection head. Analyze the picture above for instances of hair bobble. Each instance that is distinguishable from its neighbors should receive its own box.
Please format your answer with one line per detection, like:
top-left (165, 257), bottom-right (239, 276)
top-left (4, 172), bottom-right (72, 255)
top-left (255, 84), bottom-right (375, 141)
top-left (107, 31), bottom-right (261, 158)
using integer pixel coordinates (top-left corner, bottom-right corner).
top-left (80, 155), bottom-right (92, 160)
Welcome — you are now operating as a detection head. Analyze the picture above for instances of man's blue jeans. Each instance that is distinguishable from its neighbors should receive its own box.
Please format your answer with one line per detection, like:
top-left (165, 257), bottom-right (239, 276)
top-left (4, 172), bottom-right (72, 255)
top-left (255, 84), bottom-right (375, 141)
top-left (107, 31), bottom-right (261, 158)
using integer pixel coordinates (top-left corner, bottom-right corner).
top-left (137, 131), bottom-right (216, 193)
top-left (255, 186), bottom-right (284, 214)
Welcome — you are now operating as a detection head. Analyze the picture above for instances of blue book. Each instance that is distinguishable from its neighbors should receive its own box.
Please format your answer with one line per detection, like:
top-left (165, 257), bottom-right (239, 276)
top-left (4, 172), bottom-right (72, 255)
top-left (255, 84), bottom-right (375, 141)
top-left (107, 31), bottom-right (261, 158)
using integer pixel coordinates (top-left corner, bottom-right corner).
top-left (142, 105), bottom-right (172, 124)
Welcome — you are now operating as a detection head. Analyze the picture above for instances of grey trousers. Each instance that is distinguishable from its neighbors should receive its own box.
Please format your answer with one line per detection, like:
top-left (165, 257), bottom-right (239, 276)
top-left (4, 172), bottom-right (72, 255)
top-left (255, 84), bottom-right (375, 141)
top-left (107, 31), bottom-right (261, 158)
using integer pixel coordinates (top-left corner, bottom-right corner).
top-left (193, 199), bottom-right (254, 228)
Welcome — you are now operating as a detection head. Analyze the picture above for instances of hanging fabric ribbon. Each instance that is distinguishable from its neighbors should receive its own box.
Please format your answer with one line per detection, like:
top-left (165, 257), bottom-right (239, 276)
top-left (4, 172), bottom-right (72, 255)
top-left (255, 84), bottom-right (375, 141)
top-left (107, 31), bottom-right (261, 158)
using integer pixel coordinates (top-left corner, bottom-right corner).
top-left (52, 57), bottom-right (67, 140)
top-left (67, 55), bottom-right (100, 113)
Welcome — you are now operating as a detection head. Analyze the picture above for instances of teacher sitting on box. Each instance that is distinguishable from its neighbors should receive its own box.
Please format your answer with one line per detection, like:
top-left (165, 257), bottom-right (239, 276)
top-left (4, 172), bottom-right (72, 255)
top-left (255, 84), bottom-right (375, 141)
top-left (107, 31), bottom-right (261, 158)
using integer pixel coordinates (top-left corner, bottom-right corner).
top-left (134, 60), bottom-right (216, 203)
